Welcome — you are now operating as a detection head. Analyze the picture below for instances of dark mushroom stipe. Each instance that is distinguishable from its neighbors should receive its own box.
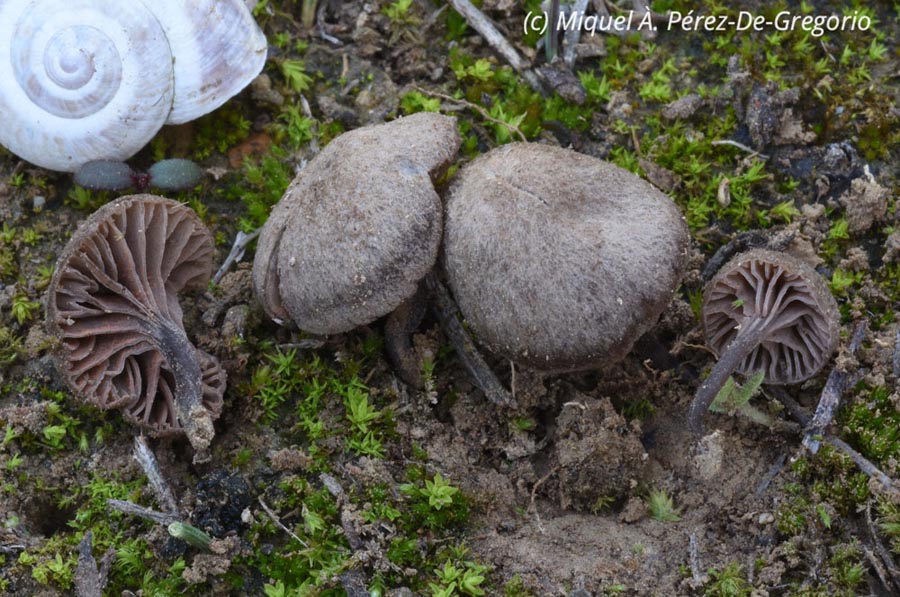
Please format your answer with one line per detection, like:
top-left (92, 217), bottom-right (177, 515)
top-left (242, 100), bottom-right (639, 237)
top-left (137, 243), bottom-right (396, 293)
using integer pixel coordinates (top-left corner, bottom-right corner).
top-left (47, 195), bottom-right (224, 452)
top-left (689, 249), bottom-right (839, 435)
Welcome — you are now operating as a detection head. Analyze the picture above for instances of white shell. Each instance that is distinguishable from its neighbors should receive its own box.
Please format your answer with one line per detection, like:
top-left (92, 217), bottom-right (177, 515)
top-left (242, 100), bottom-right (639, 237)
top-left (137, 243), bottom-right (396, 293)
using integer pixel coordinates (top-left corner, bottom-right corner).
top-left (0, 0), bottom-right (267, 172)
top-left (141, 0), bottom-right (268, 125)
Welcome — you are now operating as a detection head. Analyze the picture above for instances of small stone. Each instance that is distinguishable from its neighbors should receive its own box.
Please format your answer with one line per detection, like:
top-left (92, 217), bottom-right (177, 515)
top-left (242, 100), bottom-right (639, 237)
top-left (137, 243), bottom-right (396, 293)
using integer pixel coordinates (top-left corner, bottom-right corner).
top-left (619, 496), bottom-right (646, 523)
top-left (801, 203), bottom-right (826, 221)
top-left (758, 512), bottom-right (775, 525)
top-left (840, 177), bottom-right (889, 234)
top-left (883, 232), bottom-right (900, 263)
top-left (662, 94), bottom-right (703, 120)
top-left (693, 430), bottom-right (724, 480)
top-left (32, 195), bottom-right (45, 212)
top-left (269, 447), bottom-right (312, 472)
top-left (250, 74), bottom-right (284, 106)
top-left (227, 132), bottom-right (273, 169)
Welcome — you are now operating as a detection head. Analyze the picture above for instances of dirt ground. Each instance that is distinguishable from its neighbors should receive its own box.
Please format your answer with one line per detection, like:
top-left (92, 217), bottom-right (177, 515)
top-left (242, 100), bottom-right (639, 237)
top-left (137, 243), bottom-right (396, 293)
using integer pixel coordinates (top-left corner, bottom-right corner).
top-left (1, 1), bottom-right (900, 596)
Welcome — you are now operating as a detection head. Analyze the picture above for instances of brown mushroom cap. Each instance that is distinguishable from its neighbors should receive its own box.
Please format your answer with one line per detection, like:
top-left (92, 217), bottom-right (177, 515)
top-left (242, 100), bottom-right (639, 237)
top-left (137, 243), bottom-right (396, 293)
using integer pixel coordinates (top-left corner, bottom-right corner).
top-left (442, 143), bottom-right (690, 371)
top-left (47, 194), bottom-right (224, 447)
top-left (701, 248), bottom-right (840, 384)
top-left (252, 112), bottom-right (461, 334)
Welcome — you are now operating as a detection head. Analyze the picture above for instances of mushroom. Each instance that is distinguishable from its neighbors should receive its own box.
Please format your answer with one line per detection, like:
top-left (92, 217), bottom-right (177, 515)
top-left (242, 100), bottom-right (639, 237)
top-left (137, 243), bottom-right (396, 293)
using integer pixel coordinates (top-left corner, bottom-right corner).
top-left (252, 112), bottom-right (460, 334)
top-left (47, 194), bottom-right (225, 453)
top-left (689, 249), bottom-right (840, 434)
top-left (442, 142), bottom-right (690, 371)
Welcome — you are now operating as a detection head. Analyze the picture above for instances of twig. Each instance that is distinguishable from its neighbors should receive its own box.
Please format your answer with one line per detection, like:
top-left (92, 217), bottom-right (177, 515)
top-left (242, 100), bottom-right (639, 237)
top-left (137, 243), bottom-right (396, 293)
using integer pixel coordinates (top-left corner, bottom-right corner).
top-left (866, 501), bottom-right (900, 593)
top-left (528, 466), bottom-right (558, 535)
top-left (755, 453), bottom-right (787, 496)
top-left (338, 570), bottom-right (369, 597)
top-left (320, 472), bottom-right (344, 498)
top-left (893, 328), bottom-right (900, 378)
top-left (106, 499), bottom-right (180, 525)
top-left (74, 531), bottom-right (104, 597)
top-left (133, 436), bottom-right (179, 515)
top-left (425, 273), bottom-right (514, 406)
top-left (277, 339), bottom-right (326, 351)
top-left (772, 388), bottom-right (894, 489)
top-left (412, 87), bottom-right (527, 142)
top-left (562, 0), bottom-right (589, 68)
top-left (689, 531), bottom-right (705, 586)
top-left (546, 0), bottom-right (560, 61)
top-left (711, 139), bottom-right (770, 160)
top-left (316, 2), bottom-right (342, 45)
top-left (0, 544), bottom-right (25, 555)
top-left (213, 229), bottom-right (260, 285)
top-left (803, 320), bottom-right (867, 453)
top-left (445, 0), bottom-right (543, 91)
top-left (258, 497), bottom-right (308, 548)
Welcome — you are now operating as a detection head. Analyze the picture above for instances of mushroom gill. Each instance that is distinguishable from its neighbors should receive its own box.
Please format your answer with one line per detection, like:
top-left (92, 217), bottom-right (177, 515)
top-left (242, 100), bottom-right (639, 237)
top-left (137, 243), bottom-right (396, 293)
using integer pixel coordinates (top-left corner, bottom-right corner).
top-left (690, 249), bottom-right (840, 434)
top-left (47, 194), bottom-right (224, 452)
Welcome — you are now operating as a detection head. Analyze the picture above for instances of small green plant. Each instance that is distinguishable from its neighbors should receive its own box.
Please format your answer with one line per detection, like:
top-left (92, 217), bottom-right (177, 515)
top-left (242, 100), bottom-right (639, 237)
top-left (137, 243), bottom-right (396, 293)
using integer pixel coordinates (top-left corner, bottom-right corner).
top-left (429, 558), bottom-right (489, 596)
top-left (280, 60), bottom-right (313, 94)
top-left (579, 71), bottom-right (610, 104)
top-left (705, 562), bottom-right (751, 596)
top-left (401, 90), bottom-right (442, 114)
top-left (11, 295), bottom-right (41, 324)
top-left (831, 268), bottom-right (863, 294)
top-left (230, 150), bottom-right (293, 231)
top-left (709, 370), bottom-right (771, 426)
top-left (401, 471), bottom-right (468, 529)
top-left (382, 0), bottom-right (417, 24)
top-left (590, 495), bottom-right (616, 514)
top-left (647, 489), bottom-right (680, 522)
top-left (277, 104), bottom-right (316, 149)
top-left (410, 473), bottom-right (458, 510)
top-left (0, 328), bottom-right (22, 364)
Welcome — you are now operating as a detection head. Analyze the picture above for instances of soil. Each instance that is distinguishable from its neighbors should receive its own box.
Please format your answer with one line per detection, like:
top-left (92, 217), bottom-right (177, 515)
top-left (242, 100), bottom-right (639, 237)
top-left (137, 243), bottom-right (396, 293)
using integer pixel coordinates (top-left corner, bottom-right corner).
top-left (1, 1), bottom-right (900, 596)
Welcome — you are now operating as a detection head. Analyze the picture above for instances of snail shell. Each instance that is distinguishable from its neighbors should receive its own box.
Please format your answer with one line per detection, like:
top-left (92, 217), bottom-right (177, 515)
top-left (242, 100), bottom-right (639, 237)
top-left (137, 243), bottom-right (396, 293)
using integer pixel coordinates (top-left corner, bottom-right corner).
top-left (0, 0), bottom-right (267, 172)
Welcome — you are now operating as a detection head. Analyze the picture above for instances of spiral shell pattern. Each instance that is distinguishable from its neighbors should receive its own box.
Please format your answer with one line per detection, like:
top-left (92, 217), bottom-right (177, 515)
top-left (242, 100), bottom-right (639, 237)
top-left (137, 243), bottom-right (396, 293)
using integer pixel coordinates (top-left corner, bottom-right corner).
top-left (0, 0), bottom-right (175, 171)
top-left (0, 0), bottom-right (267, 172)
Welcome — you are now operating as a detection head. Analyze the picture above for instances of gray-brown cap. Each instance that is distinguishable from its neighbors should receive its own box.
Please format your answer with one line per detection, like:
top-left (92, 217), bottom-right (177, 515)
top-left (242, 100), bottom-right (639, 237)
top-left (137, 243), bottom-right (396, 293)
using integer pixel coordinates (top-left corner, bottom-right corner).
top-left (47, 195), bottom-right (224, 450)
top-left (442, 143), bottom-right (690, 371)
top-left (253, 112), bottom-right (461, 334)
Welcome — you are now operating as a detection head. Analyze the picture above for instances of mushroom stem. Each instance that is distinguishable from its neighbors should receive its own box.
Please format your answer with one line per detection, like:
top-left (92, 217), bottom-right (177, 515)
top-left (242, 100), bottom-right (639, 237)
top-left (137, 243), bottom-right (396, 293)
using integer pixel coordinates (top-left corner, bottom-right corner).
top-left (156, 321), bottom-right (213, 452)
top-left (426, 273), bottom-right (513, 406)
top-left (689, 317), bottom-right (768, 435)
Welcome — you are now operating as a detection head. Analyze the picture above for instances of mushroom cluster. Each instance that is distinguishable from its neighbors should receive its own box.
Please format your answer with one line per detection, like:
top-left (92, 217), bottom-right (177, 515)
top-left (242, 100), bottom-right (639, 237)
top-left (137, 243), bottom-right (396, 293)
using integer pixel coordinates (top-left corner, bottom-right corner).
top-left (253, 123), bottom-right (692, 396)
top-left (252, 112), bottom-right (461, 334)
top-left (689, 249), bottom-right (840, 433)
top-left (442, 143), bottom-right (690, 371)
top-left (47, 194), bottom-right (224, 452)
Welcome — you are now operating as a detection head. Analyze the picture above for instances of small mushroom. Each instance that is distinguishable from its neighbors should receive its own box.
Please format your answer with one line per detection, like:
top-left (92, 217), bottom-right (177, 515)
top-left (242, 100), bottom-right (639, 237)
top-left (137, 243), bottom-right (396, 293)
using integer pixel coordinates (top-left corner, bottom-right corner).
top-left (442, 142), bottom-right (690, 371)
top-left (252, 112), bottom-right (460, 334)
top-left (689, 249), bottom-right (840, 434)
top-left (47, 194), bottom-right (225, 452)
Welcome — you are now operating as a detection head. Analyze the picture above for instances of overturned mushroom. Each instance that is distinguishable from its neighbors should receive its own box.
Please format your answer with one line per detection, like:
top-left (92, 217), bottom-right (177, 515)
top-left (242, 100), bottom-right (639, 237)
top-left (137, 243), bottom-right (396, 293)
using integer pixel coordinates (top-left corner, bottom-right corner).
top-left (253, 112), bottom-right (460, 334)
top-left (689, 249), bottom-right (840, 434)
top-left (442, 143), bottom-right (690, 371)
top-left (47, 195), bottom-right (225, 453)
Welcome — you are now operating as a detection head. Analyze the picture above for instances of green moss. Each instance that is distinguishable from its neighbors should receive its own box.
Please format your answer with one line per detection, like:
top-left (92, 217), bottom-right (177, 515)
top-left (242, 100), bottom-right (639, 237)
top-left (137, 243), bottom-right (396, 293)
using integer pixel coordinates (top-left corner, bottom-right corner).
top-left (190, 107), bottom-right (252, 161)
top-left (841, 385), bottom-right (900, 464)
top-left (225, 149), bottom-right (293, 231)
